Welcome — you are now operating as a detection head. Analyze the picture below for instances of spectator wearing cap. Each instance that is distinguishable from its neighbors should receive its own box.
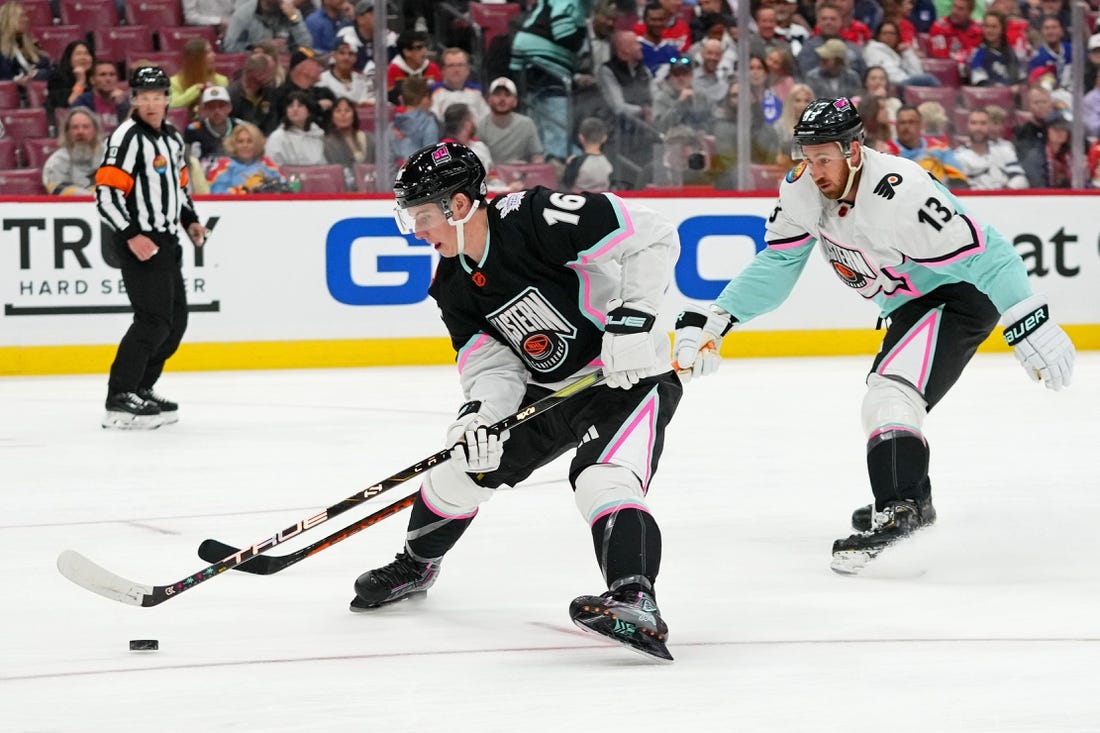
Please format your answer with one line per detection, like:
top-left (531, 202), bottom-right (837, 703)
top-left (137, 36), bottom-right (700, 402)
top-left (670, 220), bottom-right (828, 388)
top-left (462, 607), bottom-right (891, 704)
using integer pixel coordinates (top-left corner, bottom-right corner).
top-left (184, 86), bottom-right (245, 171)
top-left (805, 39), bottom-right (862, 99)
top-left (224, 0), bottom-right (313, 54)
top-left (1020, 112), bottom-right (1071, 188)
top-left (266, 89), bottom-right (326, 166)
top-left (652, 56), bottom-right (708, 133)
top-left (170, 38), bottom-right (229, 115)
top-left (633, 0), bottom-right (692, 53)
top-left (336, 1), bottom-right (397, 74)
top-left (386, 31), bottom-right (441, 106)
top-left (430, 48), bottom-right (488, 123)
top-left (230, 54), bottom-right (279, 135)
top-left (387, 76), bottom-right (440, 163)
top-left (73, 60), bottom-right (130, 133)
top-left (306, 0), bottom-right (353, 53)
top-left (318, 38), bottom-right (374, 104)
top-left (273, 47), bottom-right (337, 124)
top-left (1084, 41), bottom-right (1100, 139)
top-left (796, 2), bottom-right (864, 77)
top-left (43, 107), bottom-right (105, 196)
top-left (477, 77), bottom-right (544, 165)
top-left (638, 3), bottom-right (683, 78)
top-left (1086, 32), bottom-right (1100, 90)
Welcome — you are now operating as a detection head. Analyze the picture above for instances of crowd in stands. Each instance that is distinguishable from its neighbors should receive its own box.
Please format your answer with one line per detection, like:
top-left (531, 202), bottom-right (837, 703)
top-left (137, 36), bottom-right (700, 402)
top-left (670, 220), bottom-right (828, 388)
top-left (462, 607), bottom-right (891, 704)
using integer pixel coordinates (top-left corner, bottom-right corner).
top-left (1, 0), bottom-right (1100, 195)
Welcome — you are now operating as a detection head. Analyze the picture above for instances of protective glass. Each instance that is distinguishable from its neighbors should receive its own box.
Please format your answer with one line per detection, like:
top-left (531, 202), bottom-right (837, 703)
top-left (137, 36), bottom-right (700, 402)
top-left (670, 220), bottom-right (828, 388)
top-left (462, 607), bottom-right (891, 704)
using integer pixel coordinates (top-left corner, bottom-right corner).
top-left (394, 201), bottom-right (448, 234)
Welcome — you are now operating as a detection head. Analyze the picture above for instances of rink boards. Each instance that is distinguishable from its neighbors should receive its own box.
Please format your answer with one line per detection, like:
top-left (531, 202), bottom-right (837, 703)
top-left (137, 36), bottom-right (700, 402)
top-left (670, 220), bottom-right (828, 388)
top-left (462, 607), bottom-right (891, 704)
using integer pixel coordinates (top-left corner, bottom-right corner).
top-left (1, 191), bottom-right (1097, 375)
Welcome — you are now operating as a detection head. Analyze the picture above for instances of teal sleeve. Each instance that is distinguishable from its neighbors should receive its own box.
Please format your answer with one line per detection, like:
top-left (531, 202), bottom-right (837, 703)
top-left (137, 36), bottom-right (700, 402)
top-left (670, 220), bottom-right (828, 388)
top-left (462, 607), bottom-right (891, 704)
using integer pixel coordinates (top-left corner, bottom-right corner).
top-left (713, 241), bottom-right (816, 323)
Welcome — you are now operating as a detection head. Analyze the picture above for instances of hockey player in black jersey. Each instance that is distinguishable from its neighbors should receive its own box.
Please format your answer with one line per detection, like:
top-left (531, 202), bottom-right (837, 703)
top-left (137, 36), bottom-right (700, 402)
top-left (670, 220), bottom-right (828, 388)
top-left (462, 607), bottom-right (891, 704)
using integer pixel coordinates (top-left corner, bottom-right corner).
top-left (351, 142), bottom-right (684, 661)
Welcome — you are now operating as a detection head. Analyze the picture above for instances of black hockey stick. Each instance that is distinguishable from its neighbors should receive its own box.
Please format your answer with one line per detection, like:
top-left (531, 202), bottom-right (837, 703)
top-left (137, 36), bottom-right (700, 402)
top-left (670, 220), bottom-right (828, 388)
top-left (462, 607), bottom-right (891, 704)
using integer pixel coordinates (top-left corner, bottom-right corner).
top-left (56, 370), bottom-right (604, 607)
top-left (197, 490), bottom-right (418, 575)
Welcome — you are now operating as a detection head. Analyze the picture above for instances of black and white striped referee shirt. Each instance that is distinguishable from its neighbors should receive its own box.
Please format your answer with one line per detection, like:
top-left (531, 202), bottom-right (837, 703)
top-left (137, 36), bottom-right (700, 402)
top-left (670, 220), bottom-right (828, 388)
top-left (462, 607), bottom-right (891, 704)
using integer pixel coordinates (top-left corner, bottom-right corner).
top-left (95, 113), bottom-right (198, 241)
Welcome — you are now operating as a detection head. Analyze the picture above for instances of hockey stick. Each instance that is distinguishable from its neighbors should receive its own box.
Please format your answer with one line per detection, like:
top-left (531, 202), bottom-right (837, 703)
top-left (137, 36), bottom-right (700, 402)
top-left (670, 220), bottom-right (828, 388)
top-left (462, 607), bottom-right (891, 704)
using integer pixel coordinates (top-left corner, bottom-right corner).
top-left (197, 490), bottom-right (418, 575)
top-left (56, 370), bottom-right (604, 607)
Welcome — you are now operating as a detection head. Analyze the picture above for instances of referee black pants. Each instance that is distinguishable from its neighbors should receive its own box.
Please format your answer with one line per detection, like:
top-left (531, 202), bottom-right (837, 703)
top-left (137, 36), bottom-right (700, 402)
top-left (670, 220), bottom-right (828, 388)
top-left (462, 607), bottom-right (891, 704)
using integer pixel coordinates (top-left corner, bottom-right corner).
top-left (107, 232), bottom-right (189, 395)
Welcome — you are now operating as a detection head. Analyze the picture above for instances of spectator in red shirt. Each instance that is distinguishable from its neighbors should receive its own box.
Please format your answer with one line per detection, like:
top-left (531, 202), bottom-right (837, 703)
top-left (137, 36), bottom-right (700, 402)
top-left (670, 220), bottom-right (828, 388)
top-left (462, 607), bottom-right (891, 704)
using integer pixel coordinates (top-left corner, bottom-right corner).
top-left (386, 30), bottom-right (442, 105)
top-left (929, 0), bottom-right (983, 64)
top-left (827, 0), bottom-right (872, 45)
top-left (634, 0), bottom-right (692, 53)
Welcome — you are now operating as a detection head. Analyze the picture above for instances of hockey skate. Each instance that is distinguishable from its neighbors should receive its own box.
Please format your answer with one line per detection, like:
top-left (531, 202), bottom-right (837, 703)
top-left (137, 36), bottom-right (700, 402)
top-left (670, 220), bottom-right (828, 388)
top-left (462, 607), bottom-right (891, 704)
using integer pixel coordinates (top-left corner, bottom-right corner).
top-left (349, 550), bottom-right (440, 611)
top-left (138, 388), bottom-right (178, 424)
top-left (101, 392), bottom-right (162, 430)
top-left (831, 499), bottom-right (925, 575)
top-left (850, 495), bottom-right (936, 532)
top-left (569, 578), bottom-right (672, 662)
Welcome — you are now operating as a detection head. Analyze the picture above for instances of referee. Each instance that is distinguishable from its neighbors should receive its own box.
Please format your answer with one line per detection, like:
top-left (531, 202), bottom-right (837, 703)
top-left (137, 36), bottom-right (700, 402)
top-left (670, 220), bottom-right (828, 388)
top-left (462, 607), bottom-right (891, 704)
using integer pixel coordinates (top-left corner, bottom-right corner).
top-left (95, 66), bottom-right (207, 430)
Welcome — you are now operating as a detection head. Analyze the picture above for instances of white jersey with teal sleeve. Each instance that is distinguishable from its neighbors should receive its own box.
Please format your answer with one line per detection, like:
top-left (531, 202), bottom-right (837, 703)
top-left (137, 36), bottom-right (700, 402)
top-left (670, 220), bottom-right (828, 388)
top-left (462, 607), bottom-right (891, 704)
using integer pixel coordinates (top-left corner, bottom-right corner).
top-left (713, 148), bottom-right (1033, 323)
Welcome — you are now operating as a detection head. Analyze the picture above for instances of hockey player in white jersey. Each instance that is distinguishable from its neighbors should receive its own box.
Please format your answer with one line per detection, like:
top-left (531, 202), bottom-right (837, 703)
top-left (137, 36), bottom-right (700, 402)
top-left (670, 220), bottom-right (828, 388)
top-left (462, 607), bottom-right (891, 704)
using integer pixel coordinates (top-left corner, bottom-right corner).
top-left (673, 97), bottom-right (1076, 574)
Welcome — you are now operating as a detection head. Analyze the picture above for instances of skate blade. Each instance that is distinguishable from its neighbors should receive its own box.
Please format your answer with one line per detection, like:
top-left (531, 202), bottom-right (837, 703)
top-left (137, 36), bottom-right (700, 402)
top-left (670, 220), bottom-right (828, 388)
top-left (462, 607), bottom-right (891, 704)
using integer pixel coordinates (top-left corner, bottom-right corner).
top-left (101, 412), bottom-right (163, 430)
top-left (830, 548), bottom-right (877, 575)
top-left (348, 590), bottom-right (427, 613)
top-left (570, 616), bottom-right (674, 663)
top-left (159, 410), bottom-right (179, 425)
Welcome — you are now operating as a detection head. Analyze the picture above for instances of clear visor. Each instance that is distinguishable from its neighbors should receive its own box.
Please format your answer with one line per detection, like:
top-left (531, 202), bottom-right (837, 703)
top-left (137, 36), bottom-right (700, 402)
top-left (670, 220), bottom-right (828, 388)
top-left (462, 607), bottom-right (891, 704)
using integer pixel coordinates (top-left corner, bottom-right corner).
top-left (394, 201), bottom-right (448, 235)
top-left (790, 141), bottom-right (851, 164)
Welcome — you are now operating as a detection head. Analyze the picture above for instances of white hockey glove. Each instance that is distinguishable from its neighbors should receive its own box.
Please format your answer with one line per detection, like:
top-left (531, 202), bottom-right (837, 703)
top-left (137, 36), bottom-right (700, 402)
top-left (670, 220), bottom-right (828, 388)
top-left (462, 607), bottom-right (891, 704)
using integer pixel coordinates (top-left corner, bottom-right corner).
top-left (1002, 294), bottom-right (1075, 391)
top-left (672, 303), bottom-right (737, 382)
top-left (447, 402), bottom-right (509, 474)
top-left (601, 300), bottom-right (658, 390)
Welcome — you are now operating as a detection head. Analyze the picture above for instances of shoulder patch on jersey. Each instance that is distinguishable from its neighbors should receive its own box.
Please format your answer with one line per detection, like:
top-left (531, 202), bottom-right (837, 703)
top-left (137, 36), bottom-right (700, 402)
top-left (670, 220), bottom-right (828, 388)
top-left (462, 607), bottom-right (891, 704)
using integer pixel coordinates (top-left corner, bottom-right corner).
top-left (785, 161), bottom-right (807, 183)
top-left (494, 191), bottom-right (526, 219)
top-left (872, 173), bottom-right (903, 199)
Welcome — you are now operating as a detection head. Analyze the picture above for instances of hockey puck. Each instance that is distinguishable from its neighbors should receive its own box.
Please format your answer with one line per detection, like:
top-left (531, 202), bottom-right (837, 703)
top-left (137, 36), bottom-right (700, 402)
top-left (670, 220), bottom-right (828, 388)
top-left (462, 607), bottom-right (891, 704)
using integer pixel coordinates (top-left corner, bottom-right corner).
top-left (129, 639), bottom-right (159, 651)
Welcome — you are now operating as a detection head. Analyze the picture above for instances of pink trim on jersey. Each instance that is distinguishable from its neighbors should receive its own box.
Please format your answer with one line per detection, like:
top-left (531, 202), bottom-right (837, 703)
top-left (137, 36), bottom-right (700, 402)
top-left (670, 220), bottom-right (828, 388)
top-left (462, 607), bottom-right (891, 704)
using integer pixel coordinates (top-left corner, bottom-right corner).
top-left (767, 234), bottom-right (813, 250)
top-left (590, 502), bottom-right (651, 526)
top-left (918, 215), bottom-right (987, 267)
top-left (456, 333), bottom-right (490, 374)
top-left (876, 309), bottom-right (940, 392)
top-left (868, 424), bottom-right (924, 441)
top-left (599, 394), bottom-right (658, 488)
top-left (881, 266), bottom-right (921, 299)
top-left (420, 487), bottom-right (479, 520)
top-left (568, 194), bottom-right (636, 326)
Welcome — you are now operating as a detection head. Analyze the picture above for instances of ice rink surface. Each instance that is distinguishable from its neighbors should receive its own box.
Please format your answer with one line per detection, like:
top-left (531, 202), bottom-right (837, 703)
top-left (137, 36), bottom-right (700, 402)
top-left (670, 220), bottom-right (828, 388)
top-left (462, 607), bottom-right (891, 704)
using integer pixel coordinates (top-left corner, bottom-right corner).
top-left (2, 354), bottom-right (1098, 732)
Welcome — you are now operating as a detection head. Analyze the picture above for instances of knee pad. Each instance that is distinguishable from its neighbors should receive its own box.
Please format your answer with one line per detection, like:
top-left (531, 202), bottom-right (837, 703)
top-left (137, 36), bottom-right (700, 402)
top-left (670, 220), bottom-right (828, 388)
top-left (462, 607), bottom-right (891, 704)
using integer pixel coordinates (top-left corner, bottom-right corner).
top-left (861, 373), bottom-right (927, 440)
top-left (420, 460), bottom-right (496, 519)
top-left (573, 464), bottom-right (648, 526)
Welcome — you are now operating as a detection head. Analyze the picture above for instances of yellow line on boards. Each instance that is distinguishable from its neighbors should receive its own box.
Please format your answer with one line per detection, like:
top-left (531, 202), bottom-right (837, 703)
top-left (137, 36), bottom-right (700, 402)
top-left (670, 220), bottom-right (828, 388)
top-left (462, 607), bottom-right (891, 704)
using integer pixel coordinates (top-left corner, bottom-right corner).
top-left (2, 326), bottom-right (1097, 376)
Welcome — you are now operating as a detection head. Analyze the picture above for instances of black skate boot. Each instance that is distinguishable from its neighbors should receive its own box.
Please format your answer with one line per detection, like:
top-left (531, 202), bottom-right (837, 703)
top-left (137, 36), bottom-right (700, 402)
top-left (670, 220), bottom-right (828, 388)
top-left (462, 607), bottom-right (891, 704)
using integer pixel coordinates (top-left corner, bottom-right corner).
top-left (349, 550), bottom-right (440, 611)
top-left (138, 388), bottom-right (178, 424)
top-left (832, 500), bottom-right (924, 575)
top-left (851, 495), bottom-right (936, 532)
top-left (102, 391), bottom-right (162, 430)
top-left (569, 576), bottom-right (672, 662)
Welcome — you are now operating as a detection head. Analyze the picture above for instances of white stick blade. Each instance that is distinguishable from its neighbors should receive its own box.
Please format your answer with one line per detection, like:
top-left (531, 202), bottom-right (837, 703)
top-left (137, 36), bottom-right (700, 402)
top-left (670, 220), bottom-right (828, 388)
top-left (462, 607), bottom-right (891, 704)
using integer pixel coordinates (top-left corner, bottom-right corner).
top-left (57, 550), bottom-right (153, 607)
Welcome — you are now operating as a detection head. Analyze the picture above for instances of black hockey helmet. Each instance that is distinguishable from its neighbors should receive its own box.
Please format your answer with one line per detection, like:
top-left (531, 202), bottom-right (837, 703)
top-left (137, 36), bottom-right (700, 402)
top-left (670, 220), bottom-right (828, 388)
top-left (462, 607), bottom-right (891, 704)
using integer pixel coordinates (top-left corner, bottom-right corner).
top-left (129, 66), bottom-right (170, 93)
top-left (394, 141), bottom-right (487, 212)
top-left (792, 97), bottom-right (864, 153)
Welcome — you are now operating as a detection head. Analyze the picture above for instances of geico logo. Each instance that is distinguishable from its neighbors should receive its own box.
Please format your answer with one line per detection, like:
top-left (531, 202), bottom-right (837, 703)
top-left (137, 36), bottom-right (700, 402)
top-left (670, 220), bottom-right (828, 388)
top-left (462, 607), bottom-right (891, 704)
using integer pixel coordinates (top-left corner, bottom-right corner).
top-left (323, 214), bottom-right (773, 306)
